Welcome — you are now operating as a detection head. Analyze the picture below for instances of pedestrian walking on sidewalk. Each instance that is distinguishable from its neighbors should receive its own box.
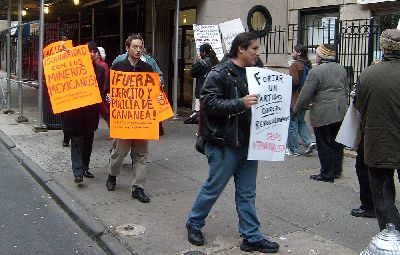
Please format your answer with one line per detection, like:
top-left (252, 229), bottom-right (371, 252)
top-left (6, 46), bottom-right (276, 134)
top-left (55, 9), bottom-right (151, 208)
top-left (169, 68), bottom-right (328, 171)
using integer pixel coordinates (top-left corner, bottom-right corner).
top-left (105, 34), bottom-right (154, 203)
top-left (287, 44), bottom-right (316, 156)
top-left (293, 44), bottom-right (348, 183)
top-left (186, 32), bottom-right (279, 254)
top-left (63, 42), bottom-right (105, 183)
top-left (356, 29), bottom-right (400, 231)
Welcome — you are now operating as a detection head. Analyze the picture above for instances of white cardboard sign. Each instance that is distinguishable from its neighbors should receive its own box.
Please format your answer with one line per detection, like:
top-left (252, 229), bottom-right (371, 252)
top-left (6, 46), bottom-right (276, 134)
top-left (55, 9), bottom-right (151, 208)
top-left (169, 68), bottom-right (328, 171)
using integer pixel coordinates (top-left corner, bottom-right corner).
top-left (193, 24), bottom-right (225, 61)
top-left (247, 67), bottom-right (292, 161)
top-left (219, 18), bottom-right (245, 53)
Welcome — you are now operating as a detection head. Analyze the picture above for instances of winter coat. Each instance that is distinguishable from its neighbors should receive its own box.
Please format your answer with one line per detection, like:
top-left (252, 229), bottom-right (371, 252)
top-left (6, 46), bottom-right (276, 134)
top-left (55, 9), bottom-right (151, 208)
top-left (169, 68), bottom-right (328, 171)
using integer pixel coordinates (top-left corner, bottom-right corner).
top-left (63, 63), bottom-right (104, 136)
top-left (293, 60), bottom-right (349, 127)
top-left (191, 57), bottom-right (212, 99)
top-left (356, 54), bottom-right (400, 169)
top-left (289, 59), bottom-right (310, 108)
top-left (199, 60), bottom-right (251, 148)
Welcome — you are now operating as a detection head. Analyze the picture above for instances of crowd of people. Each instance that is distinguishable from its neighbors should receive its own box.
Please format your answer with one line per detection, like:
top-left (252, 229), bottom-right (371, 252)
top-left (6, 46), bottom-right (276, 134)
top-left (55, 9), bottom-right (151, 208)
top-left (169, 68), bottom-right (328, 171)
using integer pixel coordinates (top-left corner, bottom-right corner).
top-left (59, 28), bottom-right (400, 253)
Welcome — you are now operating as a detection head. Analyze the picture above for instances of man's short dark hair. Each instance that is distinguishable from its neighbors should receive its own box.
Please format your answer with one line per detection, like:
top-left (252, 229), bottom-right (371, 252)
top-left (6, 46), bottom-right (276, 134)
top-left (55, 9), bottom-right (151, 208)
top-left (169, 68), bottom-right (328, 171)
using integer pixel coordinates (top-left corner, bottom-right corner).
top-left (87, 41), bottom-right (99, 53)
top-left (229, 32), bottom-right (259, 58)
top-left (125, 34), bottom-right (144, 47)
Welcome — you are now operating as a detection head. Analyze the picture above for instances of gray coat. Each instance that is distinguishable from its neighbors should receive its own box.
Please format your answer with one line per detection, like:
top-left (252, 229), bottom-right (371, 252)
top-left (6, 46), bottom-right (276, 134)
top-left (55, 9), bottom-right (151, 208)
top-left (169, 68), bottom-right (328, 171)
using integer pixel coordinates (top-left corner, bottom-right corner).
top-left (293, 61), bottom-right (348, 127)
top-left (356, 55), bottom-right (400, 169)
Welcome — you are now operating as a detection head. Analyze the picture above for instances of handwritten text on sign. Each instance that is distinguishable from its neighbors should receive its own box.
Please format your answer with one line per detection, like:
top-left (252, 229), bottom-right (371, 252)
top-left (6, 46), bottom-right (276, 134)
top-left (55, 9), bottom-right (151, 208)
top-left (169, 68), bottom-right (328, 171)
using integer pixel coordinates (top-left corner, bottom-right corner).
top-left (43, 45), bottom-right (102, 114)
top-left (193, 24), bottom-right (224, 61)
top-left (109, 70), bottom-right (160, 140)
top-left (43, 40), bottom-right (73, 58)
top-left (246, 67), bottom-right (292, 161)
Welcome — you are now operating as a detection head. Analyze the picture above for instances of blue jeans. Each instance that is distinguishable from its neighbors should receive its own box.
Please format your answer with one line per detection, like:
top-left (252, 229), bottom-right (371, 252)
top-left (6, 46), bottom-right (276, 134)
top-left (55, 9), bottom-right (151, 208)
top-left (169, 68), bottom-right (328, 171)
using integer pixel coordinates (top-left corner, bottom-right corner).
top-left (188, 143), bottom-right (263, 242)
top-left (288, 109), bottom-right (314, 154)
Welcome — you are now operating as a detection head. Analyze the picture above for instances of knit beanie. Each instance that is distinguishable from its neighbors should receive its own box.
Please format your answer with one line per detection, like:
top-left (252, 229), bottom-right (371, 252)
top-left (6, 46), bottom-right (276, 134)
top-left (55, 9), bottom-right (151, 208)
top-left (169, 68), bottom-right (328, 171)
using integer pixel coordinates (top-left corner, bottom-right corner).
top-left (380, 29), bottom-right (400, 51)
top-left (98, 47), bottom-right (106, 60)
top-left (316, 44), bottom-right (336, 60)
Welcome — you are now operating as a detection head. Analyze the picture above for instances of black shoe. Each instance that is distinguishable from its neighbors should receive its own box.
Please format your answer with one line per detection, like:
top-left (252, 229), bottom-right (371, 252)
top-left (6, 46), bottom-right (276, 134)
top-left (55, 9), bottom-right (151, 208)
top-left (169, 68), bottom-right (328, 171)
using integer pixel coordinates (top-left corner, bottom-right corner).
top-left (131, 187), bottom-right (150, 203)
top-left (62, 141), bottom-right (69, 147)
top-left (83, 170), bottom-right (94, 178)
top-left (240, 239), bottom-right (279, 253)
top-left (106, 174), bottom-right (116, 191)
top-left (74, 176), bottom-right (83, 183)
top-left (310, 174), bottom-right (334, 183)
top-left (186, 222), bottom-right (204, 246)
top-left (351, 208), bottom-right (376, 218)
top-left (334, 173), bottom-right (342, 179)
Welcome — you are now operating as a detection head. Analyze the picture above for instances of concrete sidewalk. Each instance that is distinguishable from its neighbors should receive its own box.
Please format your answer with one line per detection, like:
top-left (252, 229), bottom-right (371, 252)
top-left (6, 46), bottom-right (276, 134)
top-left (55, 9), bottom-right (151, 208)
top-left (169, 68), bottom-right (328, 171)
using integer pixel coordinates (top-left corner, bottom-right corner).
top-left (0, 71), bottom-right (383, 254)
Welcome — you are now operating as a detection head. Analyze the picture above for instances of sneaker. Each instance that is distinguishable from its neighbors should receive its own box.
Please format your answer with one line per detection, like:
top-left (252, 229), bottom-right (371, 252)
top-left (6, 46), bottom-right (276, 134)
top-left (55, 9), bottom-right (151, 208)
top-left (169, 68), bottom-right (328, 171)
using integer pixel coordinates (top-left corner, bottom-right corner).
top-left (292, 152), bottom-right (301, 157)
top-left (131, 187), bottom-right (150, 203)
top-left (304, 142), bottom-right (316, 154)
top-left (285, 148), bottom-right (292, 156)
top-left (240, 238), bottom-right (279, 253)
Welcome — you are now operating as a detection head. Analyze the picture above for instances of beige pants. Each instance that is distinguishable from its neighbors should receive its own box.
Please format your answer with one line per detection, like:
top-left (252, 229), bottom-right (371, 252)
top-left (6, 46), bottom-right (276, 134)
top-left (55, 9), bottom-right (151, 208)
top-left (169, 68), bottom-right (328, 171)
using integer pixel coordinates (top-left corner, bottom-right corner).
top-left (109, 139), bottom-right (148, 190)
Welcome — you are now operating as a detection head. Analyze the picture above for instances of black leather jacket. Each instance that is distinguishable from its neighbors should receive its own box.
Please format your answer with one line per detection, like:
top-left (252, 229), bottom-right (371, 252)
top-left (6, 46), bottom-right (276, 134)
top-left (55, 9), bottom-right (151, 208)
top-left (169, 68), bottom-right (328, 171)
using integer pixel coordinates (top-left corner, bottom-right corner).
top-left (199, 60), bottom-right (251, 148)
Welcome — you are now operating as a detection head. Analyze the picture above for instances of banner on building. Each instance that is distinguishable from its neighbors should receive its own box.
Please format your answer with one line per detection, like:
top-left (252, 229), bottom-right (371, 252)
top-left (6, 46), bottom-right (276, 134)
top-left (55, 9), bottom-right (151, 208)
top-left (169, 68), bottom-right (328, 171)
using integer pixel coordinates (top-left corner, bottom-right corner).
top-left (43, 44), bottom-right (102, 114)
top-left (219, 18), bottom-right (245, 53)
top-left (193, 24), bottom-right (225, 61)
top-left (43, 40), bottom-right (73, 58)
top-left (246, 67), bottom-right (292, 161)
top-left (109, 70), bottom-right (161, 140)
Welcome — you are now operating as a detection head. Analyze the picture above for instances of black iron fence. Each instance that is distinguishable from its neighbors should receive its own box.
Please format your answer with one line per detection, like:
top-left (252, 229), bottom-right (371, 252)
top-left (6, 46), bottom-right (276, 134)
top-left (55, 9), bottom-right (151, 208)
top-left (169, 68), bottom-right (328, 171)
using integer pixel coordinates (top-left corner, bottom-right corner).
top-left (260, 17), bottom-right (397, 90)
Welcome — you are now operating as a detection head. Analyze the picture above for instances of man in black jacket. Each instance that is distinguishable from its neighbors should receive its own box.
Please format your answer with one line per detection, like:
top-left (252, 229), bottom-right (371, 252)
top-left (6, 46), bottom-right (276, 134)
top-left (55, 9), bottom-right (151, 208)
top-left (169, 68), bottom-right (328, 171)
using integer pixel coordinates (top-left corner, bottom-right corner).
top-left (184, 44), bottom-right (216, 124)
top-left (63, 42), bottom-right (104, 183)
top-left (105, 34), bottom-right (154, 203)
top-left (186, 32), bottom-right (279, 253)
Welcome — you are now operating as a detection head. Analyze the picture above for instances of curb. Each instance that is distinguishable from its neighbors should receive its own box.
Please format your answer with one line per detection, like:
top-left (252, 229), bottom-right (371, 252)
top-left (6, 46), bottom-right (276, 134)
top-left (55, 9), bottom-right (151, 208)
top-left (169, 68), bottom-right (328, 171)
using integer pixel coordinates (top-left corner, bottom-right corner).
top-left (0, 130), bottom-right (137, 255)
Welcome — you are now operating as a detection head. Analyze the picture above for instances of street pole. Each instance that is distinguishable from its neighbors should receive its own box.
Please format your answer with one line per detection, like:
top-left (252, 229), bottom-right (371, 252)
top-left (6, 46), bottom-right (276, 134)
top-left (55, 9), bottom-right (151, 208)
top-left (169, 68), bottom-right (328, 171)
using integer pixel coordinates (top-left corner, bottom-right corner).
top-left (151, 0), bottom-right (156, 54)
top-left (4, 0), bottom-right (14, 114)
top-left (16, 0), bottom-right (28, 123)
top-left (120, 0), bottom-right (124, 54)
top-left (33, 0), bottom-right (47, 132)
top-left (173, 0), bottom-right (180, 119)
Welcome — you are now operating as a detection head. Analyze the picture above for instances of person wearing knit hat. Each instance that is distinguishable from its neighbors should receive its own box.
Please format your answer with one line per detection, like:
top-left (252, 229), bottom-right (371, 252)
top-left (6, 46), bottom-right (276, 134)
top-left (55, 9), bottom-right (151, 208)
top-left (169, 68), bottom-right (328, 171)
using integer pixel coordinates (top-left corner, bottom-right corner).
top-left (356, 28), bottom-right (400, 231)
top-left (293, 43), bottom-right (348, 183)
top-left (315, 44), bottom-right (336, 61)
top-left (97, 46), bottom-right (106, 61)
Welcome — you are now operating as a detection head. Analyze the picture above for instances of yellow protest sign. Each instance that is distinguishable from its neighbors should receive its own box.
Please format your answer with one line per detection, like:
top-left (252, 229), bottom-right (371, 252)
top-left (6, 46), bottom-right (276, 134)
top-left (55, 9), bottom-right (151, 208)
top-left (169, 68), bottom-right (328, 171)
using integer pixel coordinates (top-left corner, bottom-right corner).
top-left (158, 90), bottom-right (174, 122)
top-left (43, 44), bottom-right (102, 114)
top-left (43, 40), bottom-right (73, 58)
top-left (109, 70), bottom-right (161, 140)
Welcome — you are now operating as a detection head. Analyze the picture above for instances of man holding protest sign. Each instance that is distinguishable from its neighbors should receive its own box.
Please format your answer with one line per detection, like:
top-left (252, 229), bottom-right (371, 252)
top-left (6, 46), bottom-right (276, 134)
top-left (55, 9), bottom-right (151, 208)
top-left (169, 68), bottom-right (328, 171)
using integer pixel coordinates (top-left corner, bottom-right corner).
top-left (106, 34), bottom-right (154, 203)
top-left (186, 32), bottom-right (279, 253)
top-left (62, 42), bottom-right (105, 183)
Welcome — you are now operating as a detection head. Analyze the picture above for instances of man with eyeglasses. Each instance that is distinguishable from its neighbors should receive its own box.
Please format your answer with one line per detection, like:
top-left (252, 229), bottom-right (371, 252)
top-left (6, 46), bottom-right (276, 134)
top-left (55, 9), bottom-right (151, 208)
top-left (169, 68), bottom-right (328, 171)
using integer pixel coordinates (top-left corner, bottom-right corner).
top-left (105, 34), bottom-right (154, 203)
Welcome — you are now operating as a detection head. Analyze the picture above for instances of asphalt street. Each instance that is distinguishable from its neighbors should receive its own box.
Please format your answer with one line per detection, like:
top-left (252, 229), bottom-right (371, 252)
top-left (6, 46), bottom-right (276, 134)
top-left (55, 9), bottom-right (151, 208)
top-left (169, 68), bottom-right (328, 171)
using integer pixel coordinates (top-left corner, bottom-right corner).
top-left (0, 142), bottom-right (106, 255)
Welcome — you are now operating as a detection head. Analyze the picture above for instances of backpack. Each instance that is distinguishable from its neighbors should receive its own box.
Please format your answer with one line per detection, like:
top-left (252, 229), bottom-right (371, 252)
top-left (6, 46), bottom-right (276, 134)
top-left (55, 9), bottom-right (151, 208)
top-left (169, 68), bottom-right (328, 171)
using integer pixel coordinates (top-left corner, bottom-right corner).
top-left (298, 62), bottom-right (310, 91)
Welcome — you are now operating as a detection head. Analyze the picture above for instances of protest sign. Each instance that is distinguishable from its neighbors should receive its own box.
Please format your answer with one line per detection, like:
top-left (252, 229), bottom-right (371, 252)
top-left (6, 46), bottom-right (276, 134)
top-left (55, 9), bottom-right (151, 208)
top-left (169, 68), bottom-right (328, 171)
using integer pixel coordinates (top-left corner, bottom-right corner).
top-left (158, 90), bottom-right (174, 122)
top-left (193, 24), bottom-right (224, 61)
top-left (43, 40), bottom-right (73, 58)
top-left (335, 103), bottom-right (361, 150)
top-left (246, 67), bottom-right (292, 161)
top-left (109, 70), bottom-right (161, 140)
top-left (43, 44), bottom-right (102, 114)
top-left (219, 18), bottom-right (245, 53)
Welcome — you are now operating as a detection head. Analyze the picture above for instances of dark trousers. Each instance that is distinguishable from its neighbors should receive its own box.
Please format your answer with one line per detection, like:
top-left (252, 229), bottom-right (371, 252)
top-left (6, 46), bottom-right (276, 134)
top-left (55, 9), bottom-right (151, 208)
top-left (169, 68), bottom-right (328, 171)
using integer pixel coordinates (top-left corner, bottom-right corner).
top-left (369, 168), bottom-right (400, 231)
top-left (70, 132), bottom-right (95, 177)
top-left (355, 138), bottom-right (374, 211)
top-left (313, 122), bottom-right (344, 180)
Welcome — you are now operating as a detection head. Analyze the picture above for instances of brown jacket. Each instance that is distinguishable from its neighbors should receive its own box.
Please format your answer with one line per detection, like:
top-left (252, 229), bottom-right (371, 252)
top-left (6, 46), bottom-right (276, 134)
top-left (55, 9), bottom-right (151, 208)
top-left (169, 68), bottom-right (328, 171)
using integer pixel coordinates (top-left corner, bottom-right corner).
top-left (289, 59), bottom-right (307, 108)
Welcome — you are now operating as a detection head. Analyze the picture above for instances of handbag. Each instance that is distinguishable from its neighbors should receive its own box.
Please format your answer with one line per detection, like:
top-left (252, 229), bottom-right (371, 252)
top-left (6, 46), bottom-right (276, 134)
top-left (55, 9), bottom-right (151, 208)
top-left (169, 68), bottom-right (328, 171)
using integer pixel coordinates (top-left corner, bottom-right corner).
top-left (195, 135), bottom-right (206, 155)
